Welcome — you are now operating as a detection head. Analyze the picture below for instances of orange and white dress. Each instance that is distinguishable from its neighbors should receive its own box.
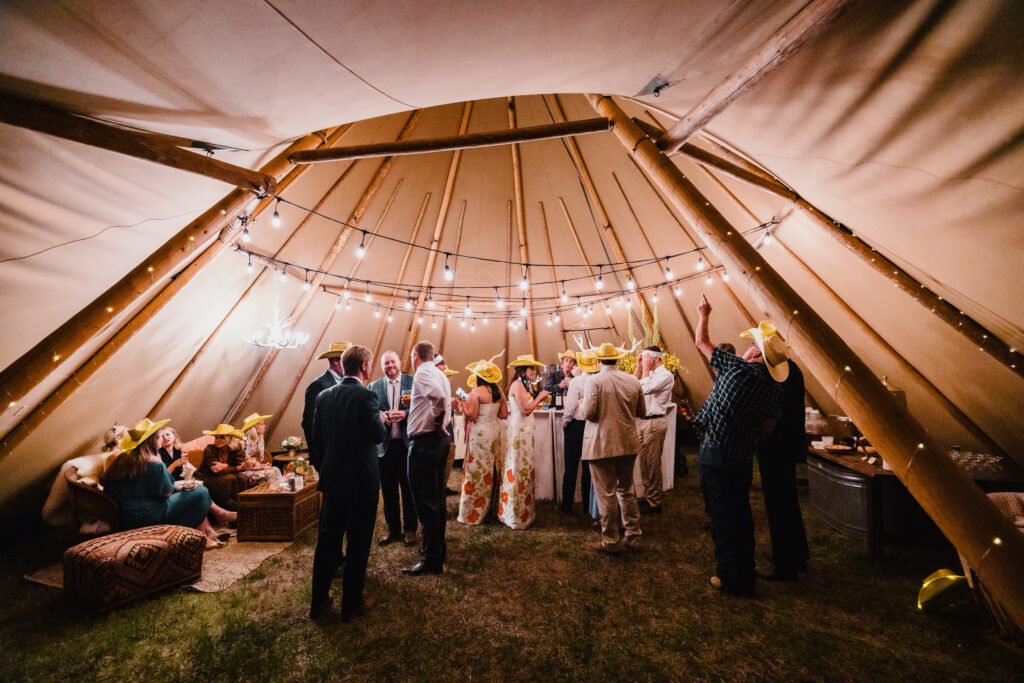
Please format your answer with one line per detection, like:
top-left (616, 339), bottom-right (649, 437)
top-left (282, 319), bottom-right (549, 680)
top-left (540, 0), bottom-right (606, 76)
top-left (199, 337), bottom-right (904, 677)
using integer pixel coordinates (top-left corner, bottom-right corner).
top-left (499, 397), bottom-right (536, 529)
top-left (457, 403), bottom-right (504, 525)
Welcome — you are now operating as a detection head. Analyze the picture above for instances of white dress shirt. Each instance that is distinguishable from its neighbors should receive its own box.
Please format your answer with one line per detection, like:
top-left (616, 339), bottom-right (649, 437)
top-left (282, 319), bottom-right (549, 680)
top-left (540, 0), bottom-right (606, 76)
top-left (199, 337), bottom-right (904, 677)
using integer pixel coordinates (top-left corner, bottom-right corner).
top-left (408, 362), bottom-right (451, 436)
top-left (328, 368), bottom-right (343, 384)
top-left (561, 373), bottom-right (590, 428)
top-left (639, 364), bottom-right (674, 417)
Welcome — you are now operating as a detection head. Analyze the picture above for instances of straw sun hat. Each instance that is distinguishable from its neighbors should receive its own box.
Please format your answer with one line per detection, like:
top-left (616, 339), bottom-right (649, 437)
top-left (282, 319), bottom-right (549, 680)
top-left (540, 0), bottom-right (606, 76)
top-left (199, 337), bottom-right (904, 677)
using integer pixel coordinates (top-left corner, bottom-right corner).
top-left (507, 354), bottom-right (546, 369)
top-left (740, 320), bottom-right (790, 382)
top-left (203, 423), bottom-right (244, 439)
top-left (557, 349), bottom-right (577, 361)
top-left (466, 360), bottom-right (502, 387)
top-left (118, 417), bottom-right (170, 452)
top-left (316, 341), bottom-right (351, 360)
top-left (593, 342), bottom-right (626, 361)
top-left (576, 351), bottom-right (599, 374)
top-left (240, 412), bottom-right (272, 433)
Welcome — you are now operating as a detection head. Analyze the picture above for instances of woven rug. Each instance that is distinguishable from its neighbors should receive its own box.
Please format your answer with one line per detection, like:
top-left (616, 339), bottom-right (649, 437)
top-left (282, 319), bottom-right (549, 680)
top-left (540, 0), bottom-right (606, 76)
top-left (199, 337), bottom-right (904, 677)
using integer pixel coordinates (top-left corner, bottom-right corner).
top-left (23, 533), bottom-right (294, 593)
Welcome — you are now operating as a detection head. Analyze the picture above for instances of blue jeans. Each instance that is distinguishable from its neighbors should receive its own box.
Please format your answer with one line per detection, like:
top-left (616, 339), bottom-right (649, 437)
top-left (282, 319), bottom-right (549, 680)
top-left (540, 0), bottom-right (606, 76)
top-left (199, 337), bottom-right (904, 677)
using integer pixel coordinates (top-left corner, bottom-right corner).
top-left (699, 440), bottom-right (755, 594)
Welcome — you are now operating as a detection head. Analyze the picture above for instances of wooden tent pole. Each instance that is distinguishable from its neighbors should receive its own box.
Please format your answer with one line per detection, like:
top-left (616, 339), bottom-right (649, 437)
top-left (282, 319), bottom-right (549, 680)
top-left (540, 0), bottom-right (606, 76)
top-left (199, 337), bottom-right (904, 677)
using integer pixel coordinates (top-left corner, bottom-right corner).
top-left (503, 201), bottom-right (513, 393)
top-left (0, 127), bottom-right (339, 436)
top-left (556, 198), bottom-right (622, 340)
top-left (401, 103), bottom-right (473, 372)
top-left (370, 193), bottom-right (433, 366)
top-left (228, 111), bottom-right (424, 420)
top-left (438, 201), bottom-right (469, 354)
top-left (656, 0), bottom-right (859, 153)
top-left (590, 92), bottom-right (1024, 631)
top-left (291, 117), bottom-right (610, 163)
top-left (538, 202), bottom-right (570, 352)
top-left (0, 92), bottom-right (276, 193)
top-left (508, 97), bottom-right (538, 360)
top-left (147, 131), bottom-right (357, 417)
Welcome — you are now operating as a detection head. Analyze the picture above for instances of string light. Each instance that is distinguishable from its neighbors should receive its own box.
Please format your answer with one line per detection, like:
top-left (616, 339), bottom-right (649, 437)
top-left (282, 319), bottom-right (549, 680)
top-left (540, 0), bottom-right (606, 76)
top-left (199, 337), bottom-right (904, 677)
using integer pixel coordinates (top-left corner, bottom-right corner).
top-left (696, 255), bottom-right (706, 271)
top-left (427, 288), bottom-right (435, 308)
top-left (343, 284), bottom-right (351, 300)
top-left (482, 316), bottom-right (488, 325)
top-left (705, 273), bottom-right (713, 286)
top-left (364, 287), bottom-right (371, 303)
top-left (242, 226), bottom-right (251, 243)
top-left (246, 255), bottom-right (253, 274)
top-left (271, 199), bottom-right (281, 228)
top-left (417, 315), bottom-right (423, 324)
top-left (722, 270), bottom-right (730, 282)
top-left (560, 282), bottom-right (568, 303)
top-left (431, 317), bottom-right (437, 329)
top-left (495, 287), bottom-right (504, 309)
top-left (387, 312), bottom-right (393, 322)
top-left (519, 299), bottom-right (527, 317)
top-left (520, 267), bottom-right (529, 291)
top-left (553, 312), bottom-right (560, 323)
top-left (374, 306), bottom-right (381, 318)
top-left (355, 231), bottom-right (367, 258)
top-left (674, 286), bottom-right (681, 297)
top-left (596, 266), bottom-right (604, 290)
top-left (443, 253), bottom-right (454, 281)
top-left (464, 296), bottom-right (472, 316)
top-left (335, 297), bottom-right (342, 310)
top-left (763, 228), bottom-right (773, 246)
top-left (664, 260), bottom-right (674, 281)
top-left (575, 298), bottom-right (582, 314)
top-left (470, 320), bottom-right (476, 332)
top-left (302, 271), bottom-right (311, 291)
top-left (652, 290), bottom-right (659, 303)
top-left (626, 271), bottom-right (635, 290)
top-left (279, 267), bottom-right (287, 282)
top-left (405, 293), bottom-right (413, 309)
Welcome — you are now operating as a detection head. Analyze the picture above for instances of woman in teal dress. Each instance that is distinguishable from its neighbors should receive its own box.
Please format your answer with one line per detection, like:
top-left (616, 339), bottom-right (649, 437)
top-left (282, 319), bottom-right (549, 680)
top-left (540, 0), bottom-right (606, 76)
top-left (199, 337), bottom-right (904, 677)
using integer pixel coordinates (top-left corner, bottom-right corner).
top-left (102, 418), bottom-right (236, 549)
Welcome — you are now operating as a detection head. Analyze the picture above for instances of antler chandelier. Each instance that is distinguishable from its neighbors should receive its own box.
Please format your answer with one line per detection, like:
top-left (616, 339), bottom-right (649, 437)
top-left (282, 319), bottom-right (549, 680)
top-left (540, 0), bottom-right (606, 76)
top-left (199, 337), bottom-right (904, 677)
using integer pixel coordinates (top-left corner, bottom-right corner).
top-left (247, 275), bottom-right (309, 349)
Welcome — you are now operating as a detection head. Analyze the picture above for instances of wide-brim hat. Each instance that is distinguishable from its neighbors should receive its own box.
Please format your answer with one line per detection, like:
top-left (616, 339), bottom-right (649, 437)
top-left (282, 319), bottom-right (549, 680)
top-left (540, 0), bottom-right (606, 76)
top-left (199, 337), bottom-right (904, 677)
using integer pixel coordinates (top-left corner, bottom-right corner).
top-left (917, 569), bottom-right (969, 611)
top-left (507, 354), bottom-right (546, 369)
top-left (557, 349), bottom-right (576, 362)
top-left (203, 423), bottom-right (244, 439)
top-left (593, 342), bottom-right (625, 361)
top-left (118, 417), bottom-right (170, 452)
top-left (576, 352), bottom-right (599, 374)
top-left (241, 412), bottom-right (272, 433)
top-left (740, 320), bottom-right (790, 382)
top-left (316, 341), bottom-right (351, 360)
top-left (466, 360), bottom-right (502, 387)
top-left (443, 369), bottom-right (459, 377)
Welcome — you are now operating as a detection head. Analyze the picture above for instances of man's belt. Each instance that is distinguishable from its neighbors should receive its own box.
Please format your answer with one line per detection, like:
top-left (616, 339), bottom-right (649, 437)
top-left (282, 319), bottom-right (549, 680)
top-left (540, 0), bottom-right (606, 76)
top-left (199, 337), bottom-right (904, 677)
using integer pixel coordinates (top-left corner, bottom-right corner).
top-left (409, 431), bottom-right (440, 439)
top-left (641, 413), bottom-right (667, 420)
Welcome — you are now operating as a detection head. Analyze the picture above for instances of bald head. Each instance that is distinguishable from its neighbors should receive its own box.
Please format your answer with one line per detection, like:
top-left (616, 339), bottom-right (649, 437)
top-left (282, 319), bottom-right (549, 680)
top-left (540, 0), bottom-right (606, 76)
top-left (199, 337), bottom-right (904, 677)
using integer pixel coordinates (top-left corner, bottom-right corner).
top-left (381, 350), bottom-right (401, 379)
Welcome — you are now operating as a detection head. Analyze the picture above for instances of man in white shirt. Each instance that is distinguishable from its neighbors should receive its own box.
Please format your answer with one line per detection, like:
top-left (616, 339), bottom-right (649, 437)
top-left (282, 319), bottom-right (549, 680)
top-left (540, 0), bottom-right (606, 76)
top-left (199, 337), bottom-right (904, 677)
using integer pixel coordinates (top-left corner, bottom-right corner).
top-left (402, 340), bottom-right (452, 575)
top-left (559, 351), bottom-right (596, 514)
top-left (635, 346), bottom-right (674, 513)
top-left (368, 351), bottom-right (417, 546)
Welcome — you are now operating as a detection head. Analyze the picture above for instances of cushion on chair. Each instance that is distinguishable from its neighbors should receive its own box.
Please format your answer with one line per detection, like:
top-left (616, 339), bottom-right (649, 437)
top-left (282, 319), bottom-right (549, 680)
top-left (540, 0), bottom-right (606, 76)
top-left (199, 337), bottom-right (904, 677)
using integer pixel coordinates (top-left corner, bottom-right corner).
top-left (63, 525), bottom-right (205, 611)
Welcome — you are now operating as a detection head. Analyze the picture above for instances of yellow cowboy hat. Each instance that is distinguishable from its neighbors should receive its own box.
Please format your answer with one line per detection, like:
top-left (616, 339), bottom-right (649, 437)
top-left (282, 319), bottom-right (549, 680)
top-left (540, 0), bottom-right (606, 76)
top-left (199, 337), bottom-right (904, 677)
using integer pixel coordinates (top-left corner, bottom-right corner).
top-left (576, 351), bottom-right (599, 374)
top-left (917, 569), bottom-right (969, 611)
top-left (507, 354), bottom-right (546, 369)
top-left (203, 423), bottom-right (244, 439)
top-left (593, 342), bottom-right (625, 361)
top-left (240, 412), bottom-right (272, 433)
top-left (118, 417), bottom-right (171, 452)
top-left (316, 341), bottom-right (351, 361)
top-left (740, 320), bottom-right (790, 382)
top-left (557, 349), bottom-right (577, 361)
top-left (466, 359), bottom-right (502, 387)
top-left (443, 369), bottom-right (459, 377)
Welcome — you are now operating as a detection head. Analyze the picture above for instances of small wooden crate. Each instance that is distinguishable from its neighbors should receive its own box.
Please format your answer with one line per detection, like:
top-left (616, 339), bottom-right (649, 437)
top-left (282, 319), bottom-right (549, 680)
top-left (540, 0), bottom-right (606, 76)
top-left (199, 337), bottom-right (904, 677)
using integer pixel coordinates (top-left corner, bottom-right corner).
top-left (237, 481), bottom-right (321, 541)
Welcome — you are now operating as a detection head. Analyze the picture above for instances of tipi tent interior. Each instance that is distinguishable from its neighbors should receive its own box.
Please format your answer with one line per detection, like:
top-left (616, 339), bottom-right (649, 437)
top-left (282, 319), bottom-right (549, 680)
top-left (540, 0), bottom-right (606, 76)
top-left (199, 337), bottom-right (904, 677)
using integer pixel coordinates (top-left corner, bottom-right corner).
top-left (1, 0), bottom-right (1023, 674)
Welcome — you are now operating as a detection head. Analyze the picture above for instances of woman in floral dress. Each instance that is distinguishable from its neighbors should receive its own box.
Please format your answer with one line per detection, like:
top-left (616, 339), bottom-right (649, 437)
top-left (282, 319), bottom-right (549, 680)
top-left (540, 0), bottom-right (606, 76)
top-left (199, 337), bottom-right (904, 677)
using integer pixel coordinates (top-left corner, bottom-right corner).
top-left (499, 355), bottom-right (551, 529)
top-left (457, 359), bottom-right (508, 525)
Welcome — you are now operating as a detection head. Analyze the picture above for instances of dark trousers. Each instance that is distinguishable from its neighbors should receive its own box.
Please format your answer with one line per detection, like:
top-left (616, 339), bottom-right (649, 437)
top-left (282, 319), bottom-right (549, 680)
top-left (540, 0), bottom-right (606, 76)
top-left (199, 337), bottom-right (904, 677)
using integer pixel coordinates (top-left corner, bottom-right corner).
top-left (561, 420), bottom-right (591, 512)
top-left (757, 447), bottom-right (809, 574)
top-left (380, 439), bottom-right (417, 534)
top-left (311, 492), bottom-right (377, 613)
top-left (408, 433), bottom-right (447, 567)
top-left (699, 441), bottom-right (755, 594)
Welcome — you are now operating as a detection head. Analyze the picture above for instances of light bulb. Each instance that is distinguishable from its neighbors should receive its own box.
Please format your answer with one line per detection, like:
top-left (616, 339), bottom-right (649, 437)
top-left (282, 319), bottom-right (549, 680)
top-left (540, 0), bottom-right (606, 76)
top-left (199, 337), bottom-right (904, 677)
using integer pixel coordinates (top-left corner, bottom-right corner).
top-left (652, 291), bottom-right (659, 302)
top-left (447, 311), bottom-right (452, 319)
top-left (553, 313), bottom-right (560, 323)
top-left (627, 275), bottom-right (635, 290)
top-left (387, 313), bottom-right (393, 322)
top-left (464, 298), bottom-right (472, 316)
top-left (722, 271), bottom-right (730, 282)
top-left (664, 266), bottom-right (673, 281)
top-left (575, 300), bottom-right (582, 314)
top-left (242, 227), bottom-right (251, 243)
top-left (482, 316), bottom-right (488, 325)
top-left (405, 297), bottom-right (413, 309)
top-left (520, 274), bottom-right (529, 291)
top-left (356, 241), bottom-right (366, 258)
top-left (470, 321), bottom-right (476, 332)
top-left (616, 297), bottom-right (623, 307)
top-left (625, 298), bottom-right (632, 309)
top-left (596, 274), bottom-right (604, 290)
top-left (427, 295), bottom-right (435, 308)
top-left (546, 317), bottom-right (553, 327)
top-left (561, 285), bottom-right (568, 303)
top-left (271, 208), bottom-right (281, 228)
top-left (461, 319), bottom-right (467, 328)
top-left (674, 286), bottom-right (681, 297)
top-left (705, 274), bottom-right (713, 286)
top-left (343, 287), bottom-right (351, 300)
top-left (431, 319), bottom-right (437, 329)
top-left (496, 295), bottom-right (504, 309)
top-left (246, 258), bottom-right (253, 274)
top-left (519, 301), bottom-right (527, 317)
top-left (374, 308), bottom-right (381, 318)
top-left (302, 274), bottom-right (310, 291)
top-left (605, 305), bottom-right (612, 315)
top-left (443, 259), bottom-right (454, 281)
top-left (508, 319), bottom-right (515, 329)
top-left (417, 316), bottom-right (423, 324)
top-left (364, 290), bottom-right (371, 302)
top-left (335, 298), bottom-right (342, 310)
top-left (345, 301), bottom-right (351, 311)
top-left (696, 255), bottom-right (705, 271)
top-left (279, 269), bottom-right (287, 282)
top-left (763, 229), bottom-right (773, 246)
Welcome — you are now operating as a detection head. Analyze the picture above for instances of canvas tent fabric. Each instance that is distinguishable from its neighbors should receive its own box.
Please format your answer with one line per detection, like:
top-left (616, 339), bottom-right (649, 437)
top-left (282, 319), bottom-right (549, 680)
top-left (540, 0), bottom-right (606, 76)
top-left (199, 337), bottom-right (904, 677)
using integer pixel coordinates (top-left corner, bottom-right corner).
top-left (0, 0), bottom-right (1021, 523)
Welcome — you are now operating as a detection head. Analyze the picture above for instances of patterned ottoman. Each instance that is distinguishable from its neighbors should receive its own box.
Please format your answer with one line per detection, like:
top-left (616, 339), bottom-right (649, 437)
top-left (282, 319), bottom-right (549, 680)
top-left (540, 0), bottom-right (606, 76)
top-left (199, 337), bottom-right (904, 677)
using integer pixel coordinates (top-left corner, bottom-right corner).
top-left (63, 525), bottom-right (205, 611)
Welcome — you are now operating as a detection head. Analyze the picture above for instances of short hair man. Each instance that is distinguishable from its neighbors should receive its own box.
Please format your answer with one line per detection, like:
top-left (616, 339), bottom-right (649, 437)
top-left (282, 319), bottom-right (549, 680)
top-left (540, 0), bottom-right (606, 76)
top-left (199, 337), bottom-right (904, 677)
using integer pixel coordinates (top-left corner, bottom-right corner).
top-left (693, 295), bottom-right (784, 596)
top-left (302, 341), bottom-right (349, 470)
top-left (634, 346), bottom-right (674, 514)
top-left (402, 340), bottom-right (452, 575)
top-left (580, 342), bottom-right (647, 555)
top-left (544, 350), bottom-right (576, 400)
top-left (368, 351), bottom-right (417, 547)
top-left (310, 344), bottom-right (386, 622)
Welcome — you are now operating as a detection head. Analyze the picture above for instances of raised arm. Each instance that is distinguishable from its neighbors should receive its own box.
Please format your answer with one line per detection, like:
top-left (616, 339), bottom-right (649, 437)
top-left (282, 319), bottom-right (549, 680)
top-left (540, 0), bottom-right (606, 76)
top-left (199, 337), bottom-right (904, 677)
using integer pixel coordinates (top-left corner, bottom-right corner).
top-left (695, 293), bottom-right (715, 361)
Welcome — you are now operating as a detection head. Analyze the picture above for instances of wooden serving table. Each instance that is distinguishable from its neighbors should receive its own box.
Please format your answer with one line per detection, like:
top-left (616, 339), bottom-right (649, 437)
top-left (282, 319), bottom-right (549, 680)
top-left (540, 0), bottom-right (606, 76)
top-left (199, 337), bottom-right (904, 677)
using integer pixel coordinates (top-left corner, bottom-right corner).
top-left (236, 480), bottom-right (321, 542)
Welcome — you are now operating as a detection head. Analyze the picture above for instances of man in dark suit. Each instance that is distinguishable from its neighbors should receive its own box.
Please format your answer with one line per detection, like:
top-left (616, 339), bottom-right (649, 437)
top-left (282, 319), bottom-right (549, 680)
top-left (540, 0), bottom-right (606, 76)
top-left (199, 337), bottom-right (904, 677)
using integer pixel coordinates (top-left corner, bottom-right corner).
top-left (368, 350), bottom-right (417, 546)
top-left (309, 344), bottom-right (386, 622)
top-left (302, 341), bottom-right (349, 470)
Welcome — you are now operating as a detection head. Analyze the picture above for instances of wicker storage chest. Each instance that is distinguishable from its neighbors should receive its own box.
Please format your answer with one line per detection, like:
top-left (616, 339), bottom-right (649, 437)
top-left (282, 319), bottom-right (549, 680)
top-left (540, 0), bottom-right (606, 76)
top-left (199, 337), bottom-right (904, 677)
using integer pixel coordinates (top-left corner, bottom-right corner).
top-left (237, 481), bottom-right (321, 541)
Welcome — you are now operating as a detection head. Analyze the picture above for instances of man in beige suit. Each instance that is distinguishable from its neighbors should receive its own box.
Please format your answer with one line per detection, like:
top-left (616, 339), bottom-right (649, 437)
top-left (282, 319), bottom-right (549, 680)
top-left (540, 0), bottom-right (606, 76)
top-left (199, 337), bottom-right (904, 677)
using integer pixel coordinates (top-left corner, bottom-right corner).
top-left (580, 342), bottom-right (647, 554)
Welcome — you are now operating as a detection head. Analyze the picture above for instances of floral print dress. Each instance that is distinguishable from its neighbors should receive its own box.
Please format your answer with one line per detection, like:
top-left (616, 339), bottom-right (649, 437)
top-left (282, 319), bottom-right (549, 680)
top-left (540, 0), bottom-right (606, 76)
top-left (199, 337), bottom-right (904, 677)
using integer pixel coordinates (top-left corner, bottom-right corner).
top-left (457, 403), bottom-right (504, 525)
top-left (499, 396), bottom-right (536, 529)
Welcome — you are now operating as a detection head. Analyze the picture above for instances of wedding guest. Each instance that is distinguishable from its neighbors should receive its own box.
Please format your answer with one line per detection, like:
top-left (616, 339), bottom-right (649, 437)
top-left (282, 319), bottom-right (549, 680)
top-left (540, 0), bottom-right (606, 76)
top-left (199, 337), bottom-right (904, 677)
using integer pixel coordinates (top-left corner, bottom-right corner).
top-left (303, 341), bottom-right (350, 470)
top-left (238, 412), bottom-right (273, 487)
top-left (102, 424), bottom-right (128, 452)
top-left (156, 425), bottom-right (189, 481)
top-left (310, 345), bottom-right (386, 622)
top-left (197, 423), bottom-right (247, 510)
top-left (435, 354), bottom-right (461, 496)
top-left (635, 346), bottom-right (675, 514)
top-left (500, 355), bottom-right (550, 530)
top-left (693, 296), bottom-right (785, 596)
top-left (544, 350), bottom-right (576, 405)
top-left (458, 357), bottom-right (508, 525)
top-left (561, 351), bottom-right (597, 515)
top-left (581, 343), bottom-right (646, 555)
top-left (102, 418), bottom-right (236, 550)
top-left (369, 351), bottom-right (417, 546)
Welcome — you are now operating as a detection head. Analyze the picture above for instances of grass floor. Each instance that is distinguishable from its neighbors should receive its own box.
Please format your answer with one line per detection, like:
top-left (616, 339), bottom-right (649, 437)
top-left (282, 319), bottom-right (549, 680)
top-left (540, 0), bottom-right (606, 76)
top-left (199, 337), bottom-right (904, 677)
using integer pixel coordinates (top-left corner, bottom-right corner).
top-left (1, 458), bottom-right (1022, 681)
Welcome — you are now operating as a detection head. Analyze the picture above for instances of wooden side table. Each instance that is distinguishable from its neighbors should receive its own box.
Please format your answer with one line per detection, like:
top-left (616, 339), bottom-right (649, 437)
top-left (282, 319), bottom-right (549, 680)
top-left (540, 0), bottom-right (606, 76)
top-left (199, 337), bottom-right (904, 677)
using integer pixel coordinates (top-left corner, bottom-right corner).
top-left (236, 480), bottom-right (321, 541)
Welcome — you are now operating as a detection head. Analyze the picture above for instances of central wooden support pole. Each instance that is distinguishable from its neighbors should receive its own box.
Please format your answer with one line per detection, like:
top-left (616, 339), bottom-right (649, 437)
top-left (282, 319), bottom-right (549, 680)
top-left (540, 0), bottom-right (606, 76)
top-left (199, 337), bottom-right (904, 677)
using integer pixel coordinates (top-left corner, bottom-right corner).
top-left (590, 93), bottom-right (1024, 632)
top-left (656, 0), bottom-right (859, 153)
top-left (508, 97), bottom-right (538, 360)
top-left (291, 117), bottom-right (610, 164)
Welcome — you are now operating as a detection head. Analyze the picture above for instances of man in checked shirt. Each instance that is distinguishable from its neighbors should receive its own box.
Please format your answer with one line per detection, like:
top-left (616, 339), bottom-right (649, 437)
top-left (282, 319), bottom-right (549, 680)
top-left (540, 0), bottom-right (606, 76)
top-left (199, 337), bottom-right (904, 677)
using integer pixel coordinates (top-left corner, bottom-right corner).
top-left (693, 294), bottom-right (786, 596)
